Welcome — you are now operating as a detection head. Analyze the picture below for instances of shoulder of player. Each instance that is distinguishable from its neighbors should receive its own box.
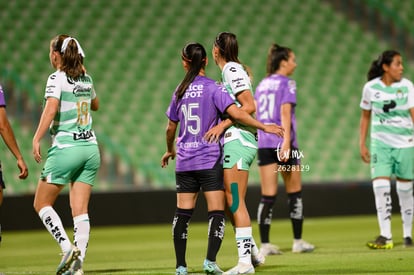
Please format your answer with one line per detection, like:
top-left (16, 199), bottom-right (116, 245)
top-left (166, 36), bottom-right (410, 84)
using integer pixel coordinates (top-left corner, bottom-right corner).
top-left (196, 76), bottom-right (222, 90)
top-left (364, 77), bottom-right (380, 89)
top-left (260, 74), bottom-right (294, 88)
top-left (223, 62), bottom-right (243, 73)
top-left (47, 70), bottom-right (65, 81)
top-left (398, 77), bottom-right (414, 87)
top-left (277, 74), bottom-right (295, 87)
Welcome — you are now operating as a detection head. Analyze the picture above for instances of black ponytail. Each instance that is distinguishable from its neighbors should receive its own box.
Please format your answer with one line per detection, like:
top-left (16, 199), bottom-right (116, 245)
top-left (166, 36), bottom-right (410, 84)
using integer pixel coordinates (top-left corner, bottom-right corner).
top-left (175, 43), bottom-right (207, 102)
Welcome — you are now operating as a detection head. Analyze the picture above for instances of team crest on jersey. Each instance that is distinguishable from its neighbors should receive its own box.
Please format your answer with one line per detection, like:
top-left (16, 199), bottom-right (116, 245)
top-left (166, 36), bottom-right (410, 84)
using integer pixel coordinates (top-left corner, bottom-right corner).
top-left (288, 80), bottom-right (296, 94)
top-left (396, 90), bottom-right (403, 99)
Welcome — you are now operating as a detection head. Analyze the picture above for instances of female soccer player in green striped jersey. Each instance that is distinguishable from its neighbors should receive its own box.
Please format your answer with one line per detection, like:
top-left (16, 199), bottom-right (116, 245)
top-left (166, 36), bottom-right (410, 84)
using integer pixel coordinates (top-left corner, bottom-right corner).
top-left (360, 50), bottom-right (414, 249)
top-left (207, 32), bottom-right (264, 274)
top-left (33, 34), bottom-right (100, 275)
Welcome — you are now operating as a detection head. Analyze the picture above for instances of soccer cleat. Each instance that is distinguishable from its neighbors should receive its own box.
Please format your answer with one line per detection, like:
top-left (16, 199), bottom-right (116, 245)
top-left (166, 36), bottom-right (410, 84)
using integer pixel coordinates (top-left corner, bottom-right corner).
top-left (366, 235), bottom-right (393, 249)
top-left (292, 239), bottom-right (315, 253)
top-left (251, 251), bottom-right (265, 267)
top-left (61, 262), bottom-right (83, 275)
top-left (403, 237), bottom-right (413, 248)
top-left (223, 262), bottom-right (255, 274)
top-left (176, 266), bottom-right (188, 275)
top-left (203, 259), bottom-right (223, 274)
top-left (69, 259), bottom-right (83, 275)
top-left (56, 246), bottom-right (81, 275)
top-left (259, 243), bottom-right (282, 256)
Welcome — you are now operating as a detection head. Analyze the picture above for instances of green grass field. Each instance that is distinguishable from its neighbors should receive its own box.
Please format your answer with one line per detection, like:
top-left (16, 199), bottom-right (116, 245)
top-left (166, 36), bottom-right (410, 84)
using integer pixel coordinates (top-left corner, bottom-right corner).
top-left (1, 215), bottom-right (413, 274)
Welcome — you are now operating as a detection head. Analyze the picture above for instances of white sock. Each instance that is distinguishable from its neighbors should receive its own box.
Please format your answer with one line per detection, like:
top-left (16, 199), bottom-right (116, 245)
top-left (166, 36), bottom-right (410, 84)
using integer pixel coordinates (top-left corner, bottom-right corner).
top-left (396, 181), bottom-right (413, 238)
top-left (73, 214), bottom-right (90, 262)
top-left (38, 206), bottom-right (72, 253)
top-left (373, 179), bottom-right (392, 239)
top-left (235, 227), bottom-right (252, 265)
top-left (251, 236), bottom-right (260, 257)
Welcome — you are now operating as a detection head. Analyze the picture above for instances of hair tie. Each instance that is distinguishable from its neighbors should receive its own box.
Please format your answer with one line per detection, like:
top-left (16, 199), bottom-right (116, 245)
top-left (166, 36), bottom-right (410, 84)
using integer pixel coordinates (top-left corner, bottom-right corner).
top-left (181, 54), bottom-right (192, 63)
top-left (61, 37), bottom-right (85, 57)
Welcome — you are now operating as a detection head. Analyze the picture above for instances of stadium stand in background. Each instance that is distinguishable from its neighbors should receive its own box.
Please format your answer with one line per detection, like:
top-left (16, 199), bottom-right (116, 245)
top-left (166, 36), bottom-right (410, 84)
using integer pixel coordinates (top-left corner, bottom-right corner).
top-left (0, 0), bottom-right (413, 193)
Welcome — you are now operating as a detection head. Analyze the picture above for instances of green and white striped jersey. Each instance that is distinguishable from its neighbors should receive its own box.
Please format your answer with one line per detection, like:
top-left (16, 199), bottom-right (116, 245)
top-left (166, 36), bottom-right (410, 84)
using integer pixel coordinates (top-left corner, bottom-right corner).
top-left (360, 77), bottom-right (414, 148)
top-left (221, 61), bottom-right (257, 142)
top-left (44, 70), bottom-right (97, 148)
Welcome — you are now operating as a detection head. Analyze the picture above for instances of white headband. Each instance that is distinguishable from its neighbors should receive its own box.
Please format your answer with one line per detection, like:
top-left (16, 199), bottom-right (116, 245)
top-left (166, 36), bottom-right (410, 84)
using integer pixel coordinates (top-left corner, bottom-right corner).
top-left (61, 37), bottom-right (85, 57)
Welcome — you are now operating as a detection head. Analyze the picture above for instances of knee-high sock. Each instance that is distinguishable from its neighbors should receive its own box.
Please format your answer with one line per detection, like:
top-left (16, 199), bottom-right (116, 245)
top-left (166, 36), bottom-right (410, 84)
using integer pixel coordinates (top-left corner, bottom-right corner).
top-left (206, 210), bottom-right (225, 262)
top-left (38, 206), bottom-right (72, 253)
top-left (235, 227), bottom-right (252, 265)
top-left (288, 191), bottom-right (303, 240)
top-left (73, 214), bottom-right (90, 262)
top-left (396, 181), bottom-right (413, 238)
top-left (251, 235), bottom-right (260, 258)
top-left (373, 179), bottom-right (392, 239)
top-left (172, 208), bottom-right (193, 268)
top-left (257, 195), bottom-right (276, 243)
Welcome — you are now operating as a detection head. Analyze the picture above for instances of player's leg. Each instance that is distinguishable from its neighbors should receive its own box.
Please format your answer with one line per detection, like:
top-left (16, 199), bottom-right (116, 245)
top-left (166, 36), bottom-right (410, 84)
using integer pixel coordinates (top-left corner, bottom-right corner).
top-left (257, 160), bottom-right (280, 256)
top-left (173, 172), bottom-right (198, 274)
top-left (204, 191), bottom-right (225, 274)
top-left (65, 145), bottom-right (99, 275)
top-left (69, 181), bottom-right (92, 274)
top-left (223, 139), bottom-right (259, 274)
top-left (200, 163), bottom-right (226, 274)
top-left (34, 179), bottom-right (72, 252)
top-left (396, 179), bottom-right (413, 247)
top-left (282, 167), bottom-right (314, 253)
top-left (224, 165), bottom-right (256, 273)
top-left (368, 177), bottom-right (393, 249)
top-left (70, 145), bottom-right (99, 263)
top-left (367, 147), bottom-right (394, 249)
top-left (395, 147), bottom-right (414, 247)
top-left (34, 178), bottom-right (79, 275)
top-left (173, 192), bottom-right (197, 273)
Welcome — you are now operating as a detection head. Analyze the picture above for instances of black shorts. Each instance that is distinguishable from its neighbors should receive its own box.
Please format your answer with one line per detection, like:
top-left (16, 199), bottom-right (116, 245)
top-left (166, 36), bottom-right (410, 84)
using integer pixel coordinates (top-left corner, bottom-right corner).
top-left (0, 162), bottom-right (5, 189)
top-left (257, 147), bottom-right (301, 167)
top-left (175, 161), bottom-right (224, 193)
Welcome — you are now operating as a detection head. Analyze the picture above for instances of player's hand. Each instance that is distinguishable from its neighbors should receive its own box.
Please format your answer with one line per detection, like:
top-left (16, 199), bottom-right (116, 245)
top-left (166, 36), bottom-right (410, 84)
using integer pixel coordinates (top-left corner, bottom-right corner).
top-left (278, 142), bottom-right (290, 163)
top-left (263, 124), bottom-right (284, 137)
top-left (32, 140), bottom-right (42, 163)
top-left (204, 124), bottom-right (225, 143)
top-left (161, 151), bottom-right (176, 168)
top-left (360, 145), bottom-right (370, 163)
top-left (17, 158), bottom-right (28, 179)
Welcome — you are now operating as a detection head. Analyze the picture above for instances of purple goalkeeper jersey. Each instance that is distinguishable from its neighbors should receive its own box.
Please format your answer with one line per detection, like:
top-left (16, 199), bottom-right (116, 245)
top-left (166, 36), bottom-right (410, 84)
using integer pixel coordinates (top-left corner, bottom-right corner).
top-left (0, 85), bottom-right (6, 107)
top-left (255, 74), bottom-right (298, 148)
top-left (166, 76), bottom-right (234, 172)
